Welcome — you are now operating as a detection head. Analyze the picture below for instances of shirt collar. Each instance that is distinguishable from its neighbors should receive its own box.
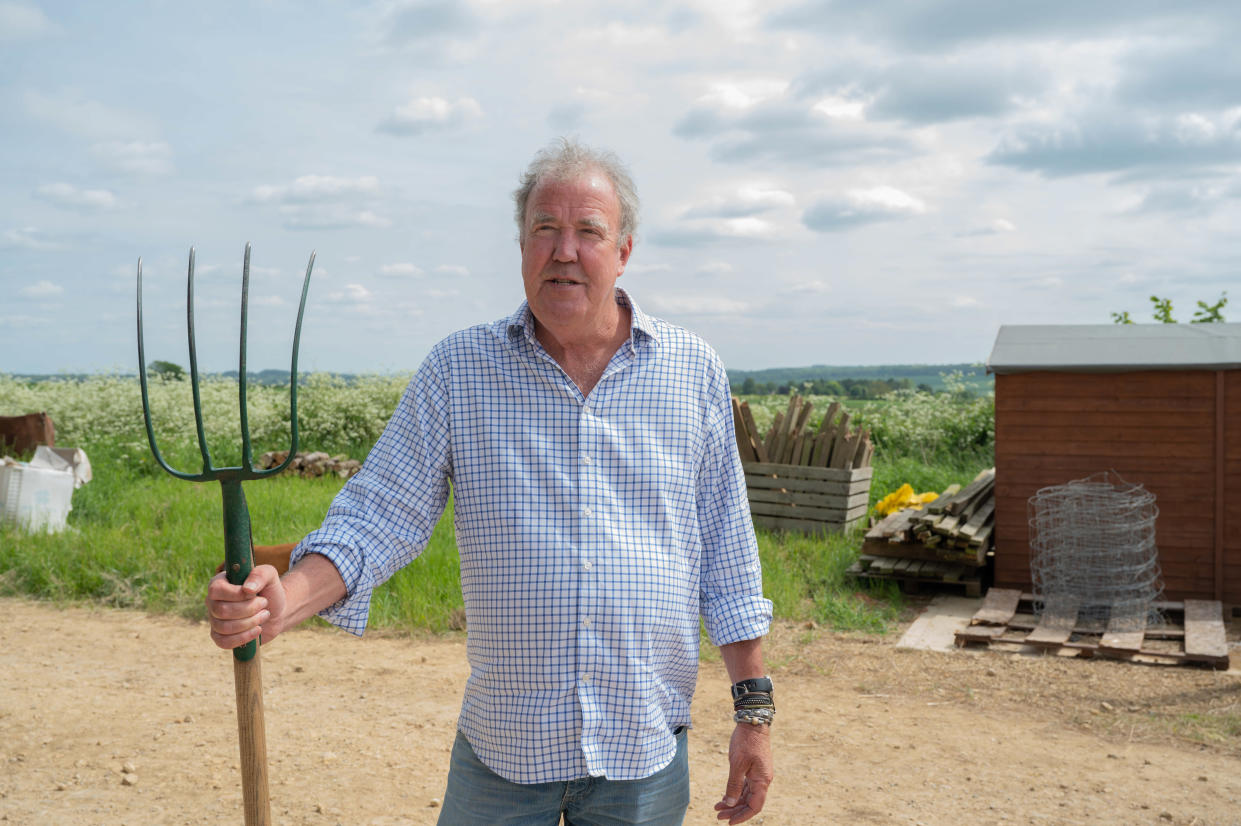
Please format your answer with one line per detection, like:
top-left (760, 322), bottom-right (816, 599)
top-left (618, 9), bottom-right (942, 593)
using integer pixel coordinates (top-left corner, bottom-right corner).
top-left (505, 288), bottom-right (659, 350)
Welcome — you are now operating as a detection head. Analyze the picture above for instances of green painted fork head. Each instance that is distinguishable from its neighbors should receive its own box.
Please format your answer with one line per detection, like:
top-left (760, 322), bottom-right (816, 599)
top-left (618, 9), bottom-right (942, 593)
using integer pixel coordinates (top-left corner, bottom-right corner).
top-left (137, 243), bottom-right (314, 662)
top-left (136, 243), bottom-right (314, 482)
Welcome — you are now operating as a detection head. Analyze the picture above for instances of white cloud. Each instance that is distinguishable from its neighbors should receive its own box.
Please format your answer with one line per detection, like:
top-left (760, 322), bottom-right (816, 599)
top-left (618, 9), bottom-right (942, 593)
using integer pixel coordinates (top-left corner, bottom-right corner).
top-left (379, 262), bottom-right (425, 277)
top-left (645, 295), bottom-right (751, 315)
top-left (785, 280), bottom-right (830, 294)
top-left (34, 182), bottom-right (117, 211)
top-left (696, 261), bottom-right (734, 275)
top-left (19, 279), bottom-right (63, 299)
top-left (24, 91), bottom-right (149, 140)
top-left (697, 80), bottom-right (787, 110)
top-left (378, 96), bottom-right (483, 136)
top-left (277, 205), bottom-right (391, 230)
top-left (681, 187), bottom-right (796, 219)
top-left (251, 175), bottom-right (381, 203)
top-left (90, 141), bottom-right (174, 175)
top-left (625, 262), bottom-right (673, 274)
top-left (0, 2), bottom-right (56, 40)
top-left (958, 217), bottom-right (1018, 237)
top-left (658, 217), bottom-right (783, 246)
top-left (0, 313), bottom-right (50, 328)
top-left (813, 96), bottom-right (867, 121)
top-left (249, 175), bottom-right (388, 230)
top-left (988, 108), bottom-right (1241, 177)
top-left (435, 264), bottom-right (470, 276)
top-left (1, 227), bottom-right (55, 249)
top-left (803, 185), bottom-right (927, 232)
top-left (328, 283), bottom-right (373, 303)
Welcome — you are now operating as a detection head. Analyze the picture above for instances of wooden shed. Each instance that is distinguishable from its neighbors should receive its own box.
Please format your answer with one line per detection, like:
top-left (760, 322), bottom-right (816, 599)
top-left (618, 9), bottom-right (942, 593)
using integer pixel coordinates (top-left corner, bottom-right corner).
top-left (987, 324), bottom-right (1241, 611)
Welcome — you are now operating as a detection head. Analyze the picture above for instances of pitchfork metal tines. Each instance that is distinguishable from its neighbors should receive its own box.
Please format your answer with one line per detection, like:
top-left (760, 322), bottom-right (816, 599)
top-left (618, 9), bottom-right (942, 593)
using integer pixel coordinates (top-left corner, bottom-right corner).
top-left (136, 243), bottom-right (314, 487)
top-left (136, 243), bottom-right (313, 826)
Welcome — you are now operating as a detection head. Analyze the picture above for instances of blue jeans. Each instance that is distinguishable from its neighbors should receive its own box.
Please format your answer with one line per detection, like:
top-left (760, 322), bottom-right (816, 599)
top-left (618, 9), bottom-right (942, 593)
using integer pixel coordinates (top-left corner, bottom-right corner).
top-left (437, 728), bottom-right (690, 826)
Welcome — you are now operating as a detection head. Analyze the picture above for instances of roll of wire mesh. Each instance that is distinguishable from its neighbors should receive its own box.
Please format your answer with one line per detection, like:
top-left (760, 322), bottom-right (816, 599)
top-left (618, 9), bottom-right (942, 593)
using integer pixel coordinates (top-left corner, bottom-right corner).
top-left (1027, 471), bottom-right (1163, 631)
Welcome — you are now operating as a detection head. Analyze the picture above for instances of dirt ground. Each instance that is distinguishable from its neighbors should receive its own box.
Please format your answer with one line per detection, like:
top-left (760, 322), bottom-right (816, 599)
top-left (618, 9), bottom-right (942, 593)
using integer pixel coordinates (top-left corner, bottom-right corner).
top-left (2, 597), bottom-right (1240, 826)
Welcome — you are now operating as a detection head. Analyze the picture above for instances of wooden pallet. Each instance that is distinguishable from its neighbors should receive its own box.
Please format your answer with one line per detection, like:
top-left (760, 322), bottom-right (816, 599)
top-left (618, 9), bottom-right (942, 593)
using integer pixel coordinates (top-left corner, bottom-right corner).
top-left (955, 589), bottom-right (1231, 669)
top-left (848, 553), bottom-right (982, 597)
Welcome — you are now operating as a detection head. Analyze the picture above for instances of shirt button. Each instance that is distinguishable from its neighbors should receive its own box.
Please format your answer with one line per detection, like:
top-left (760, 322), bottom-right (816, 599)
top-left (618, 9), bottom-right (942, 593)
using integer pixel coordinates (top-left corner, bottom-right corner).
top-left (582, 506), bottom-right (593, 517)
top-left (582, 455), bottom-right (593, 465)
top-left (582, 560), bottom-right (592, 571)
top-left (582, 617), bottom-right (592, 628)
top-left (582, 673), bottom-right (592, 683)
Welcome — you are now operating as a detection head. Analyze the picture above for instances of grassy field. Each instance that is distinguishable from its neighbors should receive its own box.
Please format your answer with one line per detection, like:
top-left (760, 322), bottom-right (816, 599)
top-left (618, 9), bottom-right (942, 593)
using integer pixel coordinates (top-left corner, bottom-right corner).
top-left (1, 374), bottom-right (994, 636)
top-left (0, 439), bottom-right (991, 636)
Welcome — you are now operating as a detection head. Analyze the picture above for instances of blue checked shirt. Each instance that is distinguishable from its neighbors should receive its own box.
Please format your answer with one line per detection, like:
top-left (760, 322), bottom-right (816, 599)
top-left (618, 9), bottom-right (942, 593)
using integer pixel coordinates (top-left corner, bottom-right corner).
top-left (291, 289), bottom-right (771, 783)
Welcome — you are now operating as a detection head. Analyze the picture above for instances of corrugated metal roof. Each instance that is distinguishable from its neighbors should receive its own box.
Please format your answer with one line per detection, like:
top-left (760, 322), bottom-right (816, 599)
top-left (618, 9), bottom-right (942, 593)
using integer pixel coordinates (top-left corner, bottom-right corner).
top-left (987, 323), bottom-right (1241, 374)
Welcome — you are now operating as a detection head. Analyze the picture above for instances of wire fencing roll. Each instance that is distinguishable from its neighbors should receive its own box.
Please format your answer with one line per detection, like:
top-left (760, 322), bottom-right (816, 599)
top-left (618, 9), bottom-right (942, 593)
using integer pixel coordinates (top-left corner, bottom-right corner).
top-left (1027, 471), bottom-right (1163, 630)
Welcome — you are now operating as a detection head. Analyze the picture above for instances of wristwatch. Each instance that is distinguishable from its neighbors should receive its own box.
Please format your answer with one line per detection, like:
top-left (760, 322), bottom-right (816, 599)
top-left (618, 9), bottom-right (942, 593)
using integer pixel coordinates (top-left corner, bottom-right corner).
top-left (730, 676), bottom-right (774, 700)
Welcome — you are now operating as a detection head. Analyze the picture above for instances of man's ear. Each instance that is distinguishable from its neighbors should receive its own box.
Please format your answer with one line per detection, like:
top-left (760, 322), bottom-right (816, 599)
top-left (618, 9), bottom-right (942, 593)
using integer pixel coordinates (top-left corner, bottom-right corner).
top-left (617, 235), bottom-right (634, 276)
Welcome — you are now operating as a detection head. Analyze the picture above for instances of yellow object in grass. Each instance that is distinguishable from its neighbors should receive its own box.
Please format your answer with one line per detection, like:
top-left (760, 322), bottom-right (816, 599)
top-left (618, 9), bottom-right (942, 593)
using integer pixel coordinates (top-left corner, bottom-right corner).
top-left (874, 483), bottom-right (939, 516)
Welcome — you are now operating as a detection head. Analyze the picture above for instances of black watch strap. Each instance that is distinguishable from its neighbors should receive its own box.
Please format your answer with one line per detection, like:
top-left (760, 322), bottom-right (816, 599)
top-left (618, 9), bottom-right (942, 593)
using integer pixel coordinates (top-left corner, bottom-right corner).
top-left (730, 676), bottom-right (773, 700)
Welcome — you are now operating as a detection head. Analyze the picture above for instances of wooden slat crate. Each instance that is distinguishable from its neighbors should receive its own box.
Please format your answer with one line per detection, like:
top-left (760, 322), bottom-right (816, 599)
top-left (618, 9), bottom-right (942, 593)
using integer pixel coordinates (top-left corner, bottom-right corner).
top-left (743, 461), bottom-right (871, 535)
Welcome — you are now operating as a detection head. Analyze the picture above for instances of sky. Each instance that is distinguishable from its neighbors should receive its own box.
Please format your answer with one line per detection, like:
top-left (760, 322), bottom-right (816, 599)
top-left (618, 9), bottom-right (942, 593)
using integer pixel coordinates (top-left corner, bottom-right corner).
top-left (3, 1), bottom-right (1240, 375)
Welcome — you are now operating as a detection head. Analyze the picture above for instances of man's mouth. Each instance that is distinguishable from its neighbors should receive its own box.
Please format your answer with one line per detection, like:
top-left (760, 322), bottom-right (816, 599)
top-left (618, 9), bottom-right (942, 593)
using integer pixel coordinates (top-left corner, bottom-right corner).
top-left (549, 278), bottom-right (580, 285)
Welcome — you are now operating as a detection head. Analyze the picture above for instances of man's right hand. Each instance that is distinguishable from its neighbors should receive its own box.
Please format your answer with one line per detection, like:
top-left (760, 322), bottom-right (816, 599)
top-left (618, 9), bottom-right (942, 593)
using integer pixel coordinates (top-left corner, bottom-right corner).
top-left (206, 564), bottom-right (287, 649)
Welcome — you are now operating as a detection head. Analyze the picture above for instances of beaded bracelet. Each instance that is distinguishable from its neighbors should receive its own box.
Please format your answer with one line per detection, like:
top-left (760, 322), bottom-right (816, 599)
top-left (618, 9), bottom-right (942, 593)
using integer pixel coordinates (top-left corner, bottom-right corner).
top-left (733, 707), bottom-right (776, 726)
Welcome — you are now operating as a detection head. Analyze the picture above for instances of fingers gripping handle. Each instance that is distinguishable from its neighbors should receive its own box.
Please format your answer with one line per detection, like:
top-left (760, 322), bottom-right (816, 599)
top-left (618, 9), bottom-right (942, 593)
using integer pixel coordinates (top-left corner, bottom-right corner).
top-left (221, 480), bottom-right (259, 662)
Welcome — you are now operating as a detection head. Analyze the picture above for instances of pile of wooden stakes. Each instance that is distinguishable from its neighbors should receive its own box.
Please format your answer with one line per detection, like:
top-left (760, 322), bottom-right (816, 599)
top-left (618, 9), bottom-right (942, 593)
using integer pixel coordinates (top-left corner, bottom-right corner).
top-left (866, 467), bottom-right (996, 564)
top-left (732, 395), bottom-right (873, 470)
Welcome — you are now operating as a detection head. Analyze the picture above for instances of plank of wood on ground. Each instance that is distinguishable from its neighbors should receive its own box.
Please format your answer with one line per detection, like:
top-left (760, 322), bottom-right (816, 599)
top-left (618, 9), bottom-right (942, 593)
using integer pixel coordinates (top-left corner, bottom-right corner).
top-left (972, 588), bottom-right (1021, 626)
top-left (865, 510), bottom-right (909, 541)
top-left (1182, 599), bottom-right (1229, 661)
top-left (1099, 611), bottom-right (1146, 654)
top-left (925, 484), bottom-right (962, 514)
top-left (958, 499), bottom-right (996, 539)
top-left (1024, 598), bottom-right (1081, 646)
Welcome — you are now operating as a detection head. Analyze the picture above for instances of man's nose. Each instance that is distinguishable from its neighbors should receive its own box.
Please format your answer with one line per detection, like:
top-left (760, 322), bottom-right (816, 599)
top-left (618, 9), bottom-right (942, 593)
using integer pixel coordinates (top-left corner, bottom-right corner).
top-left (552, 229), bottom-right (578, 262)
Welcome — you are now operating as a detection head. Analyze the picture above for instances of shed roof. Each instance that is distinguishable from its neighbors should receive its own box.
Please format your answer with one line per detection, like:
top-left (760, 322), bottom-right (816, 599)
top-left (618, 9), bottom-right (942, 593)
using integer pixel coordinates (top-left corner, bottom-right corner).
top-left (987, 323), bottom-right (1241, 374)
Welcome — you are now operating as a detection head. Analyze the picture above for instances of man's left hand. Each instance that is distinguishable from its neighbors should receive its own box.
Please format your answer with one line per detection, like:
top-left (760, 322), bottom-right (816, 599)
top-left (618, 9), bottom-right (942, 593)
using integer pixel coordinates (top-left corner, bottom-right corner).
top-left (714, 722), bottom-right (773, 823)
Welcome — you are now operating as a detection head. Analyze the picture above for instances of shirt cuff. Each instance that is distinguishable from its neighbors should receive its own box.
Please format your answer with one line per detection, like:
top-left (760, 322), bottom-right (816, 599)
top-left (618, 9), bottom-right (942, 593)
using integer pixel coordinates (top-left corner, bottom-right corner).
top-left (703, 593), bottom-right (773, 647)
top-left (289, 537), bottom-right (376, 637)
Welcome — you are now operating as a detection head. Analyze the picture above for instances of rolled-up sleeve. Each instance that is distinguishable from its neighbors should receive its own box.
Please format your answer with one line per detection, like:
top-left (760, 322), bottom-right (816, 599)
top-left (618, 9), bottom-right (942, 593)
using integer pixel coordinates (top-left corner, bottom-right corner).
top-left (290, 349), bottom-right (453, 635)
top-left (696, 359), bottom-right (772, 646)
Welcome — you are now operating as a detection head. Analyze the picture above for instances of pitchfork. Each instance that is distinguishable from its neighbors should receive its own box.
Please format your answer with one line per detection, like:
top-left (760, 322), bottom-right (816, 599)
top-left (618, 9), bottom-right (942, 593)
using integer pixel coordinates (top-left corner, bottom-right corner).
top-left (137, 244), bottom-right (314, 826)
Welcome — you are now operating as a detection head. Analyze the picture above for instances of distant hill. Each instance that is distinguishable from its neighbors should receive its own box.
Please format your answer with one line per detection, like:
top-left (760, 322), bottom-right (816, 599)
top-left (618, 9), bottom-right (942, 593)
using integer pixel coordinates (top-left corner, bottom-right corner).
top-left (727, 363), bottom-right (991, 393)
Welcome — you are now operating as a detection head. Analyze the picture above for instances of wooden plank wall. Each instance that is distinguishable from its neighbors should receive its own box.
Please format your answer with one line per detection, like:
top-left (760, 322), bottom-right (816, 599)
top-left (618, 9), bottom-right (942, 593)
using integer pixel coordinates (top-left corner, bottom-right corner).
top-left (1226, 371), bottom-right (1241, 604)
top-left (994, 370), bottom-right (1233, 604)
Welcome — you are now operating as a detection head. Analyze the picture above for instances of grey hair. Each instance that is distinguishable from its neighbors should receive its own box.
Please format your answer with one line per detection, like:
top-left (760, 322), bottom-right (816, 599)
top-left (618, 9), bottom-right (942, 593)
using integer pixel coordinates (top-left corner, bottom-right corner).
top-left (513, 137), bottom-right (640, 243)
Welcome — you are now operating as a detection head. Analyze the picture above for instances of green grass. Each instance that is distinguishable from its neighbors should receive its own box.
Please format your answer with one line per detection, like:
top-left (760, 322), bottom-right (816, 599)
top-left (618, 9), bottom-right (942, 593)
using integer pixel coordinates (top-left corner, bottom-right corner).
top-left (2, 436), bottom-right (994, 637)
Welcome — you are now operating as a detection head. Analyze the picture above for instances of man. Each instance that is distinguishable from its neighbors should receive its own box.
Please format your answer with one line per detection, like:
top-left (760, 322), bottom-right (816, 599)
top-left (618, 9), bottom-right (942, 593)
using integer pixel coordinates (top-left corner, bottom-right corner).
top-left (207, 139), bottom-right (774, 825)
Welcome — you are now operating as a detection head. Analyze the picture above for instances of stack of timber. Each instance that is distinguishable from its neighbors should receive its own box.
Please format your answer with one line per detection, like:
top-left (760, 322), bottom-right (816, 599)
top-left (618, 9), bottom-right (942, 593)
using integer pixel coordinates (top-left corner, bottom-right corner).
top-left (863, 468), bottom-right (996, 567)
top-left (847, 554), bottom-right (983, 597)
top-left (955, 589), bottom-right (1231, 669)
top-left (732, 395), bottom-right (872, 535)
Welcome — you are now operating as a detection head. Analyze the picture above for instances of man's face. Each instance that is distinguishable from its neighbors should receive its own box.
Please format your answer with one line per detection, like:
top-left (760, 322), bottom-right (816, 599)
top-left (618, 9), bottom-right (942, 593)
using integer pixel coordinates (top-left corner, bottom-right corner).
top-left (520, 170), bottom-right (633, 338)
